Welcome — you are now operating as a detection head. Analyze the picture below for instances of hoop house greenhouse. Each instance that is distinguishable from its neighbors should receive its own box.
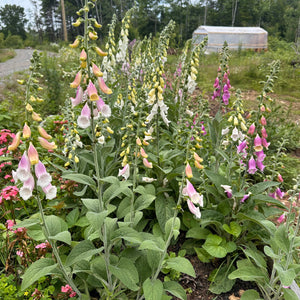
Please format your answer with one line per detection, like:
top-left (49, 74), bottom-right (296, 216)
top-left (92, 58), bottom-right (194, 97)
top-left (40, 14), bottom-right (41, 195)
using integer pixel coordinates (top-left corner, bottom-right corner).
top-left (192, 26), bottom-right (268, 52)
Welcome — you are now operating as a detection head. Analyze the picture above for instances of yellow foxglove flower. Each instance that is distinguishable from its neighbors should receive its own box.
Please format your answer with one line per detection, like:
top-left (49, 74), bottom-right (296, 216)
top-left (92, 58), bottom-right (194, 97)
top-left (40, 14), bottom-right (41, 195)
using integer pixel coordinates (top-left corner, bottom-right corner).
top-left (32, 112), bottom-right (42, 122)
top-left (72, 18), bottom-right (82, 27)
top-left (95, 46), bottom-right (108, 57)
top-left (23, 123), bottom-right (31, 139)
top-left (233, 117), bottom-right (239, 126)
top-left (195, 160), bottom-right (204, 169)
top-left (136, 137), bottom-right (142, 146)
top-left (38, 126), bottom-right (52, 139)
top-left (94, 20), bottom-right (102, 28)
top-left (74, 156), bottom-right (79, 163)
top-left (28, 142), bottom-right (39, 165)
top-left (89, 31), bottom-right (98, 40)
top-left (8, 131), bottom-right (21, 151)
top-left (38, 137), bottom-right (57, 150)
top-left (107, 127), bottom-right (114, 134)
top-left (143, 140), bottom-right (149, 146)
top-left (26, 103), bottom-right (33, 112)
top-left (240, 122), bottom-right (247, 132)
top-left (30, 96), bottom-right (36, 102)
top-left (36, 97), bottom-right (44, 103)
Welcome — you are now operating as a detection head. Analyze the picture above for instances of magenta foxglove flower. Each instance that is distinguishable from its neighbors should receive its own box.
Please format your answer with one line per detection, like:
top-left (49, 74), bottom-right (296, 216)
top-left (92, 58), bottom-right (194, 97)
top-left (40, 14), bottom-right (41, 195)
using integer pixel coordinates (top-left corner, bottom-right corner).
top-left (240, 193), bottom-right (250, 203)
top-left (221, 184), bottom-right (232, 198)
top-left (118, 164), bottom-right (130, 180)
top-left (77, 103), bottom-right (91, 129)
top-left (248, 123), bottom-right (256, 135)
top-left (185, 179), bottom-right (203, 206)
top-left (255, 150), bottom-right (266, 162)
top-left (187, 199), bottom-right (201, 219)
top-left (262, 138), bottom-right (270, 149)
top-left (248, 157), bottom-right (257, 174)
top-left (42, 184), bottom-right (57, 200)
top-left (277, 174), bottom-right (283, 182)
top-left (35, 161), bottom-right (52, 188)
top-left (222, 84), bottom-right (230, 105)
top-left (16, 151), bottom-right (31, 182)
top-left (276, 188), bottom-right (284, 199)
top-left (71, 86), bottom-right (83, 107)
top-left (19, 174), bottom-right (34, 200)
top-left (256, 160), bottom-right (265, 172)
top-left (261, 127), bottom-right (268, 138)
top-left (201, 125), bottom-right (207, 135)
top-left (213, 77), bottom-right (220, 88)
top-left (277, 213), bottom-right (285, 223)
top-left (237, 140), bottom-right (247, 154)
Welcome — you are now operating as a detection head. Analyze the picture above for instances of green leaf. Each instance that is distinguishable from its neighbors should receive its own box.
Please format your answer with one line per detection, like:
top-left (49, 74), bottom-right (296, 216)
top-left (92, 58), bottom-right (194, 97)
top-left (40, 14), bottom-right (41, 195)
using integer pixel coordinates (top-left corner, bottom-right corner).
top-left (203, 234), bottom-right (227, 258)
top-left (21, 258), bottom-right (58, 290)
top-left (139, 240), bottom-right (164, 252)
top-left (81, 198), bottom-right (101, 212)
top-left (86, 211), bottom-right (109, 232)
top-left (243, 247), bottom-right (266, 269)
top-left (274, 225), bottom-right (290, 253)
top-left (253, 194), bottom-right (286, 209)
top-left (165, 257), bottom-right (196, 278)
top-left (264, 246), bottom-right (280, 259)
top-left (155, 195), bottom-right (176, 232)
top-left (240, 289), bottom-right (261, 300)
top-left (205, 170), bottom-right (230, 194)
top-left (65, 240), bottom-right (103, 267)
top-left (277, 267), bottom-right (296, 287)
top-left (15, 218), bottom-right (40, 228)
top-left (27, 224), bottom-right (45, 241)
top-left (143, 278), bottom-right (163, 300)
top-left (44, 215), bottom-right (68, 237)
top-left (209, 264), bottom-right (236, 294)
top-left (111, 227), bottom-right (142, 244)
top-left (283, 288), bottom-right (299, 300)
top-left (228, 259), bottom-right (268, 284)
top-left (222, 222), bottom-right (242, 237)
top-left (194, 247), bottom-right (213, 263)
top-left (62, 172), bottom-right (96, 187)
top-left (246, 181), bottom-right (280, 195)
top-left (49, 231), bottom-right (71, 245)
top-left (165, 217), bottom-right (180, 240)
top-left (163, 281), bottom-right (186, 300)
top-left (186, 227), bottom-right (210, 240)
top-left (73, 185), bottom-right (88, 197)
top-left (135, 194), bottom-right (156, 211)
top-left (109, 258), bottom-right (139, 291)
top-left (66, 208), bottom-right (79, 227)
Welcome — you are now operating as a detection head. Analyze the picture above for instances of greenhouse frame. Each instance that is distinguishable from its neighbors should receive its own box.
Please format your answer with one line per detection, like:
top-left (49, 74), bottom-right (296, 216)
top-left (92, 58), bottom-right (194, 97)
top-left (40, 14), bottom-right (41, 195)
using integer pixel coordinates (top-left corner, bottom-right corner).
top-left (192, 26), bottom-right (268, 52)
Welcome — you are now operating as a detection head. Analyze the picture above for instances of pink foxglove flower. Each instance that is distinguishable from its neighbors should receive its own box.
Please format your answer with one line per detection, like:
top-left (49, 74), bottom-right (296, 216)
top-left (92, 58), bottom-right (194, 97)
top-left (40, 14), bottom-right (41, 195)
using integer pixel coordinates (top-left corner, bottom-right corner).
top-left (187, 199), bottom-right (201, 219)
top-left (237, 140), bottom-right (247, 154)
top-left (277, 213), bottom-right (285, 223)
top-left (118, 164), bottom-right (130, 180)
top-left (16, 151), bottom-right (31, 182)
top-left (277, 174), bottom-right (283, 182)
top-left (254, 135), bottom-right (263, 152)
top-left (80, 49), bottom-right (87, 61)
top-left (262, 138), bottom-right (270, 149)
top-left (87, 81), bottom-right (99, 101)
top-left (255, 150), bottom-right (266, 162)
top-left (71, 86), bottom-right (83, 107)
top-left (96, 98), bottom-right (111, 118)
top-left (276, 188), bottom-right (284, 199)
top-left (248, 156), bottom-right (257, 174)
top-left (19, 174), bottom-right (34, 200)
top-left (77, 103), bottom-right (91, 129)
top-left (185, 179), bottom-right (203, 206)
top-left (35, 161), bottom-right (52, 188)
top-left (42, 184), bottom-right (57, 200)
top-left (260, 116), bottom-right (267, 126)
top-left (28, 143), bottom-right (39, 165)
top-left (222, 84), bottom-right (230, 105)
top-left (221, 184), bottom-right (232, 198)
top-left (143, 158), bottom-right (153, 168)
top-left (213, 77), bottom-right (219, 88)
top-left (240, 193), bottom-right (250, 203)
top-left (256, 160), bottom-right (265, 172)
top-left (261, 127), bottom-right (268, 138)
top-left (247, 123), bottom-right (256, 135)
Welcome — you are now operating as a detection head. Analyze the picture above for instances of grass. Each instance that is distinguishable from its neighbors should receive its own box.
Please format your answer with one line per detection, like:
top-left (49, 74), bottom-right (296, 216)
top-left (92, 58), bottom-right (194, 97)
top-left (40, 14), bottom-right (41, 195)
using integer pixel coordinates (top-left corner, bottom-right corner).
top-left (0, 49), bottom-right (16, 63)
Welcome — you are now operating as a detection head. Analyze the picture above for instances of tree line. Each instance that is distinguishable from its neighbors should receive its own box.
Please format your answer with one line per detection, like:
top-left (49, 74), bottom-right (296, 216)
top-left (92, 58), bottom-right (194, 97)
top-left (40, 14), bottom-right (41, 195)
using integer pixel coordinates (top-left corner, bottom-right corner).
top-left (0, 0), bottom-right (299, 47)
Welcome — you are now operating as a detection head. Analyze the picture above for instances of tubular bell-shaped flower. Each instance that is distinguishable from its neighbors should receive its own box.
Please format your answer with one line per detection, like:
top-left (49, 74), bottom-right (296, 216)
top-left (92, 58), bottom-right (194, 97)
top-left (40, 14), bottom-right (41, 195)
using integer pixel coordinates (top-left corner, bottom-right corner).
top-left (35, 161), bottom-right (52, 188)
top-left (23, 123), bottom-right (31, 139)
top-left (19, 174), bottom-right (35, 201)
top-left (98, 77), bottom-right (112, 95)
top-left (92, 63), bottom-right (103, 77)
top-left (38, 137), bottom-right (57, 150)
top-left (143, 158), bottom-right (153, 168)
top-left (16, 151), bottom-right (31, 182)
top-left (187, 200), bottom-right (201, 219)
top-left (8, 131), bottom-right (21, 151)
top-left (28, 143), bottom-right (39, 165)
top-left (185, 162), bottom-right (193, 178)
top-left (184, 180), bottom-right (203, 206)
top-left (96, 98), bottom-right (111, 117)
top-left (70, 71), bottom-right (82, 88)
top-left (71, 86), bottom-right (84, 108)
top-left (38, 126), bottom-right (52, 140)
top-left (77, 103), bottom-right (91, 129)
top-left (42, 184), bottom-right (57, 200)
top-left (248, 156), bottom-right (257, 174)
top-left (87, 81), bottom-right (99, 101)
top-left (118, 164), bottom-right (130, 180)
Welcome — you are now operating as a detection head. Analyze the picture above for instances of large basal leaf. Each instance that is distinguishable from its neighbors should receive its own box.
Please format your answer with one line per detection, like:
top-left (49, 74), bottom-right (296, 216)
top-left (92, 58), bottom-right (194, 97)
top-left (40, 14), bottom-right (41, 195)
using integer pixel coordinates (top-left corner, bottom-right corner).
top-left (222, 221), bottom-right (242, 237)
top-left (21, 258), bottom-right (58, 290)
top-left (163, 280), bottom-right (187, 300)
top-left (65, 240), bottom-right (103, 267)
top-left (109, 258), bottom-right (139, 291)
top-left (274, 224), bottom-right (290, 253)
top-left (66, 208), bottom-right (80, 227)
top-left (202, 234), bottom-right (227, 258)
top-left (62, 172), bottom-right (96, 187)
top-left (165, 257), bottom-right (196, 278)
top-left (253, 194), bottom-right (286, 209)
top-left (143, 278), bottom-right (164, 300)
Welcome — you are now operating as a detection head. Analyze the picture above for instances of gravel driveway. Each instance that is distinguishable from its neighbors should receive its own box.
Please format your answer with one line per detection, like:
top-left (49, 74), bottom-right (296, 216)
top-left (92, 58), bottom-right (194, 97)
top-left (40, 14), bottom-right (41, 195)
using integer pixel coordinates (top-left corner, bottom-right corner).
top-left (0, 49), bottom-right (35, 79)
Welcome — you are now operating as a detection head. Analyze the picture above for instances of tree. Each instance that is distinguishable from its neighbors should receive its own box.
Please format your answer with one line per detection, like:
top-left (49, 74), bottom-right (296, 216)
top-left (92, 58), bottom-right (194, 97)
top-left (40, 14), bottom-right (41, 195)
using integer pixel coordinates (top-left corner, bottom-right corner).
top-left (0, 5), bottom-right (27, 39)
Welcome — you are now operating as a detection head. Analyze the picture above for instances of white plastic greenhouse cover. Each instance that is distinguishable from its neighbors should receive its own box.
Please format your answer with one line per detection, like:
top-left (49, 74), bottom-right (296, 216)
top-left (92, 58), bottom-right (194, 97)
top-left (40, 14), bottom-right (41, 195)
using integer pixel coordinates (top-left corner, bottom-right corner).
top-left (192, 26), bottom-right (268, 52)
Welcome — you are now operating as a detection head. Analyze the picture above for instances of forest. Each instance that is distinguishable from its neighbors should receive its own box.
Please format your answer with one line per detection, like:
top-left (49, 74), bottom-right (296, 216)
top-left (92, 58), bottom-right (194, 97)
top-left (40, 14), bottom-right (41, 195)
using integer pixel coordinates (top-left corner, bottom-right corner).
top-left (0, 0), bottom-right (300, 47)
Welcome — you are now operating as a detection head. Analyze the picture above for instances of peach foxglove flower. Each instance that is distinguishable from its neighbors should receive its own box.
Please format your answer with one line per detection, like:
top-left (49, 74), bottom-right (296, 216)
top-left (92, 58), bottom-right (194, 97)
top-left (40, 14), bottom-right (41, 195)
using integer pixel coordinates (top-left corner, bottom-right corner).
top-left (23, 123), bottom-right (31, 139)
top-left (89, 31), bottom-right (98, 40)
top-left (26, 103), bottom-right (33, 112)
top-left (140, 148), bottom-right (148, 158)
top-left (118, 164), bottom-right (130, 180)
top-left (19, 174), bottom-right (34, 200)
top-left (70, 71), bottom-right (82, 88)
top-left (187, 200), bottom-right (201, 219)
top-left (42, 184), bottom-right (57, 200)
top-left (136, 137), bottom-right (142, 146)
top-left (38, 126), bottom-right (52, 140)
top-left (92, 63), bottom-right (103, 77)
top-left (77, 103), bottom-right (91, 129)
top-left (247, 156), bottom-right (257, 174)
top-left (185, 162), bottom-right (193, 178)
top-left (71, 86), bottom-right (83, 108)
top-left (35, 161), bottom-right (52, 188)
top-left (87, 81), bottom-right (99, 101)
top-left (194, 160), bottom-right (204, 169)
top-left (143, 158), bottom-right (153, 168)
top-left (32, 112), bottom-right (42, 122)
top-left (16, 151), bottom-right (31, 182)
top-left (8, 131), bottom-right (21, 151)
top-left (38, 137), bottom-right (57, 150)
top-left (28, 143), bottom-right (39, 165)
top-left (69, 38), bottom-right (80, 48)
top-left (98, 77), bottom-right (112, 95)
top-left (80, 49), bottom-right (87, 61)
top-left (95, 46), bottom-right (108, 56)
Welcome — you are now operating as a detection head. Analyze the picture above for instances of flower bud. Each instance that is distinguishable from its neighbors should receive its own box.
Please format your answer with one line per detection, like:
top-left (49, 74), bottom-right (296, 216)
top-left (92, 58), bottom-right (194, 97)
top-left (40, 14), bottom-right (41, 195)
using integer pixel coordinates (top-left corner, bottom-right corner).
top-left (28, 143), bottom-right (39, 165)
top-left (23, 123), bottom-right (31, 139)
